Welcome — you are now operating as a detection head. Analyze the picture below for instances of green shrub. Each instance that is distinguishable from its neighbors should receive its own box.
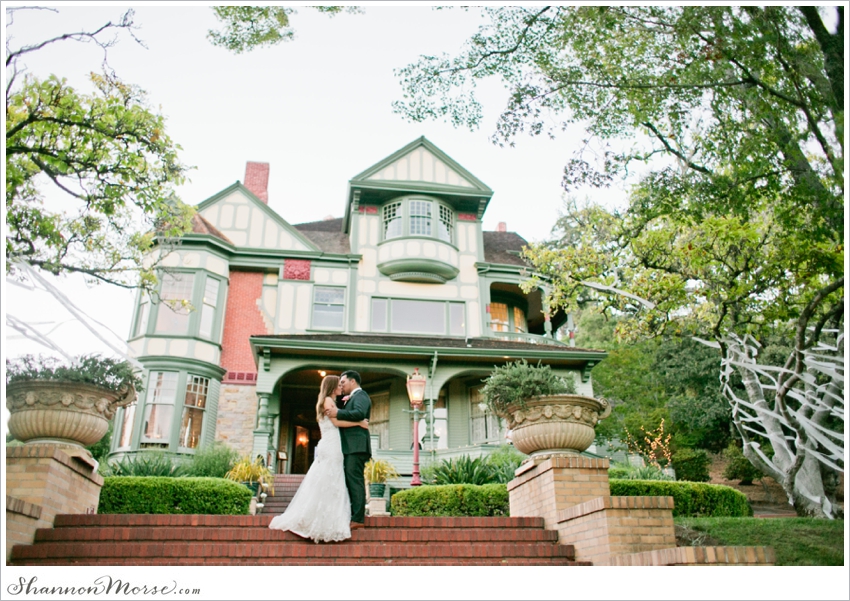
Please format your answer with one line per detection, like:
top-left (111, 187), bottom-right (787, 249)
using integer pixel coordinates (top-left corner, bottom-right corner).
top-left (483, 445), bottom-right (527, 483)
top-left (391, 484), bottom-right (509, 517)
top-left (184, 442), bottom-right (240, 478)
top-left (671, 448), bottom-right (711, 482)
top-left (610, 479), bottom-right (752, 517)
top-left (430, 455), bottom-right (499, 485)
top-left (99, 477), bottom-right (251, 514)
top-left (722, 442), bottom-right (765, 485)
top-left (105, 452), bottom-right (189, 477)
top-left (608, 462), bottom-right (673, 481)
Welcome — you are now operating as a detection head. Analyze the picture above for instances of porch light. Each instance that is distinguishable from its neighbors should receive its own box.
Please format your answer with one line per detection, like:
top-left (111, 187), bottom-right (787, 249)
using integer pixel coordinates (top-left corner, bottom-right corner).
top-left (297, 434), bottom-right (309, 446)
top-left (406, 368), bottom-right (427, 486)
top-left (319, 370), bottom-right (327, 377)
top-left (406, 368), bottom-right (426, 407)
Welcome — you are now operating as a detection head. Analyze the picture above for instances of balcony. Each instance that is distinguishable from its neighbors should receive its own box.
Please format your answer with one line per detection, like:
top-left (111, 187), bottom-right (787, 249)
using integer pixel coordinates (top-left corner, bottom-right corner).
top-left (376, 237), bottom-right (459, 283)
top-left (489, 331), bottom-right (567, 347)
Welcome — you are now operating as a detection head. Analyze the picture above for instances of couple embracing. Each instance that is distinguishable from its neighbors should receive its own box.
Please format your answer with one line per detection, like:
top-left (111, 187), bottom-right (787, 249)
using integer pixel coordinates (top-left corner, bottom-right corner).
top-left (268, 371), bottom-right (371, 543)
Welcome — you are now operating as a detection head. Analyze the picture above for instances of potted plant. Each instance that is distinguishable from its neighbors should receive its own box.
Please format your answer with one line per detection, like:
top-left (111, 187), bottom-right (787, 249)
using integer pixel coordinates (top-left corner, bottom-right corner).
top-left (364, 458), bottom-right (399, 497)
top-left (480, 359), bottom-right (611, 457)
top-left (225, 456), bottom-right (275, 496)
top-left (5, 354), bottom-right (141, 448)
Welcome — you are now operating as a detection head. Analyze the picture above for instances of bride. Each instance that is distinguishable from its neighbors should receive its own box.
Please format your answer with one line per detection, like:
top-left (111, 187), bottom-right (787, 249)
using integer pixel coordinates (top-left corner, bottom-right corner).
top-left (268, 375), bottom-right (368, 543)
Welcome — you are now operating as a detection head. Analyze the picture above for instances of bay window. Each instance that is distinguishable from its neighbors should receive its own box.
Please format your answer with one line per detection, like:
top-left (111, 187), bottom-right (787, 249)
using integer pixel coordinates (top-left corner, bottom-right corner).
top-left (381, 196), bottom-right (454, 244)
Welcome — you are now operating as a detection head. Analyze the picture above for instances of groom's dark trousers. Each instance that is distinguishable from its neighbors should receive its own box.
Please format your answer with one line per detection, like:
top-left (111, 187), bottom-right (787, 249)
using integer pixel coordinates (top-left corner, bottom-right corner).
top-left (336, 388), bottom-right (372, 523)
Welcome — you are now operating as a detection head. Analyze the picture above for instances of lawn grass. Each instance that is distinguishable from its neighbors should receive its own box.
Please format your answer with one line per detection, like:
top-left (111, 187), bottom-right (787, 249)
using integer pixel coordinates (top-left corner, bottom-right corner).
top-left (675, 517), bottom-right (845, 566)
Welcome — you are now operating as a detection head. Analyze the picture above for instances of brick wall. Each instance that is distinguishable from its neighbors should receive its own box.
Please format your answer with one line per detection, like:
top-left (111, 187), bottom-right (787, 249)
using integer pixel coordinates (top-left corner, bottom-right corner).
top-left (600, 545), bottom-right (776, 566)
top-left (5, 445), bottom-right (103, 562)
top-left (507, 456), bottom-right (609, 530)
top-left (220, 271), bottom-right (269, 375)
top-left (555, 496), bottom-right (677, 562)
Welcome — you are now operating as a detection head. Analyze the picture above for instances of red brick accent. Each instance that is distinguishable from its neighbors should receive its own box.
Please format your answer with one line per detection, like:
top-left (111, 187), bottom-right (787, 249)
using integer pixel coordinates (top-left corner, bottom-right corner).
top-left (457, 213), bottom-right (477, 221)
top-left (358, 205), bottom-right (378, 214)
top-left (220, 271), bottom-right (269, 374)
top-left (222, 371), bottom-right (257, 384)
top-left (244, 162), bottom-right (269, 203)
top-left (283, 259), bottom-right (311, 281)
top-left (497, 221), bottom-right (507, 232)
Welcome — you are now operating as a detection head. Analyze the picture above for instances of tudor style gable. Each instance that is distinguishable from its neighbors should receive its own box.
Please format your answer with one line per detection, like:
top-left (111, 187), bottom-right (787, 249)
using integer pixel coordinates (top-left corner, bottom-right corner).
top-left (196, 182), bottom-right (319, 253)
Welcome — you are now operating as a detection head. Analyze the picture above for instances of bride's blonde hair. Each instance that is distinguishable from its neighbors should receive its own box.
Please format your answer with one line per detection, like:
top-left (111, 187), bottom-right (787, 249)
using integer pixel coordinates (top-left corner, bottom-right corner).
top-left (316, 375), bottom-right (339, 422)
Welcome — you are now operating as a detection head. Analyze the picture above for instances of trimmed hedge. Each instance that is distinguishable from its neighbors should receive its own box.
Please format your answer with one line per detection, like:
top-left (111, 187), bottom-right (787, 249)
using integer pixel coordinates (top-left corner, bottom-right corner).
top-left (388, 479), bottom-right (751, 518)
top-left (610, 479), bottom-right (752, 517)
top-left (100, 476), bottom-right (252, 515)
top-left (390, 484), bottom-right (509, 517)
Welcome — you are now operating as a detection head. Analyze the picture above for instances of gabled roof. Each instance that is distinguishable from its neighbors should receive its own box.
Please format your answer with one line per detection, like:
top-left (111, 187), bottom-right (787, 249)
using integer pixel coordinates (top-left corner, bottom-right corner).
top-left (344, 137), bottom-right (495, 233)
top-left (294, 218), bottom-right (350, 254)
top-left (190, 213), bottom-right (233, 244)
top-left (195, 181), bottom-right (321, 253)
top-left (482, 231), bottom-right (530, 267)
top-left (351, 136), bottom-right (493, 193)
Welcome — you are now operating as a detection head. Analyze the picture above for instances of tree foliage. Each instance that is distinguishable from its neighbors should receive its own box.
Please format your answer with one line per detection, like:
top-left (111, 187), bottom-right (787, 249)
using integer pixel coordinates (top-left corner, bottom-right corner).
top-left (395, 6), bottom-right (844, 517)
top-left (208, 6), bottom-right (362, 54)
top-left (5, 8), bottom-right (194, 291)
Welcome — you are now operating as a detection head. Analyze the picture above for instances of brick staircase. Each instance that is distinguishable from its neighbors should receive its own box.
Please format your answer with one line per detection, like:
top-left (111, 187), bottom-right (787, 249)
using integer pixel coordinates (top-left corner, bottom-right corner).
top-left (9, 515), bottom-right (588, 566)
top-left (260, 474), bottom-right (305, 515)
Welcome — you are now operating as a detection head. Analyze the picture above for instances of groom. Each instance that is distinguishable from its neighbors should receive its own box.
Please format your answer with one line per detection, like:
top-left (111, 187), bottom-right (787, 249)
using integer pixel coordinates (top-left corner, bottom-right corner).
top-left (325, 370), bottom-right (371, 528)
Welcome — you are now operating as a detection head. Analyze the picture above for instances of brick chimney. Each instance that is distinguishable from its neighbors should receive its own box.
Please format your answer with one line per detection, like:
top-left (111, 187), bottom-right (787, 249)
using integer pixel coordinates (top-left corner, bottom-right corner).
top-left (497, 222), bottom-right (507, 232)
top-left (244, 162), bottom-right (269, 203)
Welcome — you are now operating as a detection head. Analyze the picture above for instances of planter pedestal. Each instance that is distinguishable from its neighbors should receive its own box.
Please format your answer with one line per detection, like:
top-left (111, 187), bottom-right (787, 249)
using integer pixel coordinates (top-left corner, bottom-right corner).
top-left (5, 444), bottom-right (103, 563)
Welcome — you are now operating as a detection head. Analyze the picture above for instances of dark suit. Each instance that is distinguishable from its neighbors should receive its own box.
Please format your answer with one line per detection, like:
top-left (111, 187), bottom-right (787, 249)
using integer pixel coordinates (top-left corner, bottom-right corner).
top-left (335, 387), bottom-right (372, 523)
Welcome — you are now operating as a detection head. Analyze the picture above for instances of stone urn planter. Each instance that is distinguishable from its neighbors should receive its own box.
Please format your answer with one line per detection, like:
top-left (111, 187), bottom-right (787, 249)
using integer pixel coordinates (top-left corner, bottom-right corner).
top-left (6, 380), bottom-right (135, 447)
top-left (505, 394), bottom-right (612, 456)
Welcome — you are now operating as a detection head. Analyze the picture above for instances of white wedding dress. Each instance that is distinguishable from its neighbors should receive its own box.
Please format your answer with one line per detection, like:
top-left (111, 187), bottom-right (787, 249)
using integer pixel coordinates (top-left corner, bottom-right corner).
top-left (268, 416), bottom-right (351, 543)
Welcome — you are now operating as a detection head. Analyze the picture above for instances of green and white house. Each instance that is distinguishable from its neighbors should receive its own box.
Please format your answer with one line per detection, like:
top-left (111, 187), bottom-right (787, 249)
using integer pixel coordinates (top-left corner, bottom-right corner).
top-left (109, 137), bottom-right (606, 477)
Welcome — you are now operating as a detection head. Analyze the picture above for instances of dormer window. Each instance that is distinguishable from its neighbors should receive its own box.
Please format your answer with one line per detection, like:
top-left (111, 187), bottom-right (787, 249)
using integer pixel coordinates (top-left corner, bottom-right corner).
top-left (381, 196), bottom-right (454, 244)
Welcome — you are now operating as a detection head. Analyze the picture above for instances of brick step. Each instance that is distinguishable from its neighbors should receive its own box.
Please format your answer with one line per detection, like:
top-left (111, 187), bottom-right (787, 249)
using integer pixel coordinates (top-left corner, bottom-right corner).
top-left (52, 515), bottom-right (546, 529)
top-left (35, 526), bottom-right (557, 543)
top-left (11, 514), bottom-right (581, 566)
top-left (12, 540), bottom-right (577, 562)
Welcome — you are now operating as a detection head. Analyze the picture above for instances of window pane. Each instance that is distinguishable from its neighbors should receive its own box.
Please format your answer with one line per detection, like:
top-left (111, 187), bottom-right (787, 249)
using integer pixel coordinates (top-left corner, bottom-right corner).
top-left (409, 200), bottom-right (432, 236)
top-left (184, 375), bottom-right (209, 409)
top-left (313, 287), bottom-right (344, 329)
top-left (449, 303), bottom-right (465, 336)
top-left (383, 202), bottom-right (402, 239)
top-left (180, 407), bottom-right (204, 449)
top-left (148, 372), bottom-right (178, 405)
top-left (134, 296), bottom-right (150, 337)
top-left (199, 305), bottom-right (215, 338)
top-left (118, 404), bottom-right (136, 448)
top-left (313, 305), bottom-right (344, 328)
top-left (438, 205), bottom-right (453, 242)
top-left (490, 302), bottom-right (509, 332)
top-left (371, 298), bottom-right (387, 332)
top-left (391, 299), bottom-right (445, 334)
top-left (154, 273), bottom-right (194, 334)
top-left (203, 278), bottom-right (220, 305)
top-left (143, 404), bottom-right (173, 441)
top-left (314, 287), bottom-right (344, 304)
top-left (513, 307), bottom-right (528, 333)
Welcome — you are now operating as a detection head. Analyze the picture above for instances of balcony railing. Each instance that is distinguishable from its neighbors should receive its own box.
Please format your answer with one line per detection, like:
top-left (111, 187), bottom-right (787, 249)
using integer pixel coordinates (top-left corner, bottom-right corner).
top-left (489, 331), bottom-right (567, 347)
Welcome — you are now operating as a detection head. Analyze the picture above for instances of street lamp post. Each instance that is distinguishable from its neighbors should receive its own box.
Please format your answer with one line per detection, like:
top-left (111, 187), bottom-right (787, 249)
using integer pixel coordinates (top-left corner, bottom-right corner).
top-left (406, 368), bottom-right (427, 487)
